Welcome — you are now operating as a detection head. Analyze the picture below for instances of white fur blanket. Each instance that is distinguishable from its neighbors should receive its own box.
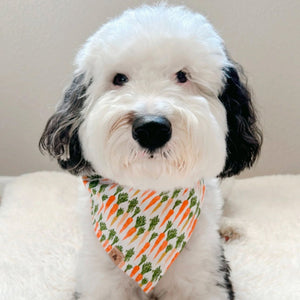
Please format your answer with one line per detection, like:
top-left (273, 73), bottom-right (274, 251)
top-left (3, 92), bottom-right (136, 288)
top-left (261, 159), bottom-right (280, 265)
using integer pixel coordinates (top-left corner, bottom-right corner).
top-left (0, 172), bottom-right (299, 300)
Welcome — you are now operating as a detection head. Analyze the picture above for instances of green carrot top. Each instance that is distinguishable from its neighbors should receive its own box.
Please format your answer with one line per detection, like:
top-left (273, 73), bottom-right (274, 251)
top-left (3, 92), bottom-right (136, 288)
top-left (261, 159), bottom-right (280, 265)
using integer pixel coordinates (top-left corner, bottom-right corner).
top-left (135, 216), bottom-right (146, 228)
top-left (166, 229), bottom-right (177, 241)
top-left (127, 198), bottom-right (138, 213)
top-left (148, 216), bottom-right (160, 231)
top-left (151, 267), bottom-right (162, 282)
top-left (117, 193), bottom-right (128, 204)
top-left (141, 262), bottom-right (152, 275)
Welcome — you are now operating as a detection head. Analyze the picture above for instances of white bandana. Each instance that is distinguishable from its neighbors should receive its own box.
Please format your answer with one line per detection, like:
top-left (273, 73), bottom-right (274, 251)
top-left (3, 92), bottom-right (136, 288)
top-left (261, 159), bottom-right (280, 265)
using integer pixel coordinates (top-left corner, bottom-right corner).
top-left (82, 175), bottom-right (205, 293)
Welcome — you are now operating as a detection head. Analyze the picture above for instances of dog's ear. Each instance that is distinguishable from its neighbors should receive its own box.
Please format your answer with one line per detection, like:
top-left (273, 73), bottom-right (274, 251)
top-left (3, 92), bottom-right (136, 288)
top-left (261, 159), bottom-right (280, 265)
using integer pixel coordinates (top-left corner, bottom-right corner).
top-left (218, 65), bottom-right (262, 178)
top-left (39, 73), bottom-right (93, 175)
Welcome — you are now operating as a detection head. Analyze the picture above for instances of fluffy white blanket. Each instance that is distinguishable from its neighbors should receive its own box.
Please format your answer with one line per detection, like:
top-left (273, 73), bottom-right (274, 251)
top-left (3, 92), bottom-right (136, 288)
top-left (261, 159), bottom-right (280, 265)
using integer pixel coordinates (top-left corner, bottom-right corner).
top-left (0, 172), bottom-right (299, 300)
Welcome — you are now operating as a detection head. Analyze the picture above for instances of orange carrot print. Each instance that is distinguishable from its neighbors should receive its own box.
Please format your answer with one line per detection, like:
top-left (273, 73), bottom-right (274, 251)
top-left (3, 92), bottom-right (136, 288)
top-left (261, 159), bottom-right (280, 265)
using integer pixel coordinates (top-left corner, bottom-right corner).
top-left (159, 197), bottom-right (173, 216)
top-left (150, 220), bottom-right (172, 253)
top-left (109, 183), bottom-right (118, 190)
top-left (123, 216), bottom-right (146, 240)
top-left (138, 231), bottom-right (150, 247)
top-left (104, 185), bottom-right (123, 212)
top-left (201, 184), bottom-right (206, 202)
top-left (143, 281), bottom-right (152, 292)
top-left (102, 239), bottom-right (109, 248)
top-left (153, 240), bottom-right (168, 259)
top-left (110, 207), bottom-right (124, 226)
top-left (135, 262), bottom-right (152, 282)
top-left (181, 212), bottom-right (194, 231)
top-left (159, 210), bottom-right (174, 228)
top-left (107, 192), bottom-right (128, 222)
top-left (129, 226), bottom-right (145, 244)
top-left (132, 189), bottom-right (140, 197)
top-left (150, 232), bottom-right (165, 254)
top-left (123, 227), bottom-right (136, 240)
top-left (130, 254), bottom-right (147, 278)
top-left (157, 244), bottom-right (173, 264)
top-left (188, 218), bottom-right (198, 238)
top-left (178, 195), bottom-right (197, 227)
top-left (141, 190), bottom-right (150, 198)
top-left (164, 248), bottom-right (176, 264)
top-left (160, 199), bottom-right (181, 228)
top-left (186, 215), bottom-right (196, 232)
top-left (141, 190), bottom-right (156, 204)
top-left (135, 231), bottom-right (158, 260)
top-left (105, 245), bottom-right (112, 252)
top-left (120, 217), bottom-right (133, 233)
top-left (135, 273), bottom-right (143, 282)
top-left (97, 202), bottom-right (104, 215)
top-left (143, 195), bottom-right (161, 211)
top-left (107, 203), bottom-right (118, 221)
top-left (130, 265), bottom-right (140, 277)
top-left (120, 206), bottom-right (141, 233)
top-left (166, 252), bottom-right (180, 270)
top-left (104, 195), bottom-right (116, 212)
top-left (135, 242), bottom-right (150, 260)
top-left (174, 200), bottom-right (188, 221)
top-left (151, 194), bottom-right (169, 214)
top-left (94, 221), bottom-right (99, 232)
top-left (117, 198), bottom-right (138, 229)
top-left (182, 188), bottom-right (188, 195)
top-left (153, 229), bottom-right (177, 259)
top-left (178, 208), bottom-right (190, 227)
top-left (95, 222), bottom-right (107, 240)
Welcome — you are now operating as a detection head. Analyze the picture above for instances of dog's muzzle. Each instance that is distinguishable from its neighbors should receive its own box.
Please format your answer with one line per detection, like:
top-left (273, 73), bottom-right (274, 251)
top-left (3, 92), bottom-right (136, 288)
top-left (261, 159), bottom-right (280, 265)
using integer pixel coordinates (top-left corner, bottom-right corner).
top-left (132, 115), bottom-right (172, 152)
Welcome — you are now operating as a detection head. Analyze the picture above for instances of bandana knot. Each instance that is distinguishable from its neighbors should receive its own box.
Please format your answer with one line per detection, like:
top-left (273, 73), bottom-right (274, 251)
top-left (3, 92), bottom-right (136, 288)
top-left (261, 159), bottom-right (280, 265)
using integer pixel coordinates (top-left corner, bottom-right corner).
top-left (82, 175), bottom-right (205, 293)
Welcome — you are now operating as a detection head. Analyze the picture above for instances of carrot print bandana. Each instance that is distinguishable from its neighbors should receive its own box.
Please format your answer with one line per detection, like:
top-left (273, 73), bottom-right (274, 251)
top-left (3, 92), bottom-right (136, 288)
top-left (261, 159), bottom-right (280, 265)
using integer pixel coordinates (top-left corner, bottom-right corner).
top-left (82, 175), bottom-right (205, 294)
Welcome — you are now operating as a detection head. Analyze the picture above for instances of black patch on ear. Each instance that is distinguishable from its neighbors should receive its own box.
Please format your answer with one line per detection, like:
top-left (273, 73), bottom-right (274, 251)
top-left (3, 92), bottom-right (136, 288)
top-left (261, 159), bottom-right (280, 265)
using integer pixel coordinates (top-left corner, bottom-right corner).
top-left (218, 66), bottom-right (262, 178)
top-left (39, 74), bottom-right (93, 175)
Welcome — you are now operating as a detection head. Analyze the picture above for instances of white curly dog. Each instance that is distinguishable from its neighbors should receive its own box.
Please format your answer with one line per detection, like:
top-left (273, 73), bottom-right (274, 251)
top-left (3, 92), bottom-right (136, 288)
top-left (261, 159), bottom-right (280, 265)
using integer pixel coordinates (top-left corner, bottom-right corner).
top-left (40, 4), bottom-right (261, 300)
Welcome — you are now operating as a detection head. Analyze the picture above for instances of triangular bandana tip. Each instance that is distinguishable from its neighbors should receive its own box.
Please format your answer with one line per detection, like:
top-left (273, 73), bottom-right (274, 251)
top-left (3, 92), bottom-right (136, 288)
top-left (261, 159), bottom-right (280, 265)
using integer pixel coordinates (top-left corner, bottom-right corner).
top-left (83, 175), bottom-right (205, 293)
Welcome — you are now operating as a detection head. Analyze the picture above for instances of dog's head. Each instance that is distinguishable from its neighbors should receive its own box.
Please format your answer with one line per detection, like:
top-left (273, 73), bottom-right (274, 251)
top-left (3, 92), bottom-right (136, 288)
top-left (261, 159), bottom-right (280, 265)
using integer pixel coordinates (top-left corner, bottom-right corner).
top-left (39, 5), bottom-right (262, 190)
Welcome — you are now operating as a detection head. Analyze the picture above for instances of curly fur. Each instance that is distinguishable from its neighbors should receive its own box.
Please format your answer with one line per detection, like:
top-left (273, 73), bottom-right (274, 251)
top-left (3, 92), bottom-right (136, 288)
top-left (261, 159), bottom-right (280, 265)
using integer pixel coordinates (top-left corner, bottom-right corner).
top-left (39, 4), bottom-right (261, 299)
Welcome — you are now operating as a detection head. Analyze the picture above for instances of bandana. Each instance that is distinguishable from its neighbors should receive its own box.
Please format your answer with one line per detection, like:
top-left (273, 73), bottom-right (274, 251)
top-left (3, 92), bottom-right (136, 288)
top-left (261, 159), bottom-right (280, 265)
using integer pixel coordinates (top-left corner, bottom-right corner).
top-left (82, 175), bottom-right (205, 294)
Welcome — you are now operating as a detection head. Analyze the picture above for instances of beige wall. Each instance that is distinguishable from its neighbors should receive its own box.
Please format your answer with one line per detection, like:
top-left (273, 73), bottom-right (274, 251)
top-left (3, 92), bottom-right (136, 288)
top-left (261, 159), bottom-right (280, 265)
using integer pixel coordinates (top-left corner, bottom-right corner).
top-left (1, 0), bottom-right (299, 177)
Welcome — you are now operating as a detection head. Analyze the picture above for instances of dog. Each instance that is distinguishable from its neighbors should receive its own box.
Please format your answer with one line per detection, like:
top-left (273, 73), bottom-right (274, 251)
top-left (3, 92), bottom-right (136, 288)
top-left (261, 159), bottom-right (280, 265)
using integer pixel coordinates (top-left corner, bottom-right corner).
top-left (39, 4), bottom-right (262, 300)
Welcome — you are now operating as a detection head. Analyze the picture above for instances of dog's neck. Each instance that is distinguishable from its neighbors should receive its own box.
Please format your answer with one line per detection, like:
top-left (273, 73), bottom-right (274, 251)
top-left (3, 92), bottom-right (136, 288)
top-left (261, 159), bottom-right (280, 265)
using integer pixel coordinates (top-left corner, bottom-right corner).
top-left (82, 175), bottom-right (205, 293)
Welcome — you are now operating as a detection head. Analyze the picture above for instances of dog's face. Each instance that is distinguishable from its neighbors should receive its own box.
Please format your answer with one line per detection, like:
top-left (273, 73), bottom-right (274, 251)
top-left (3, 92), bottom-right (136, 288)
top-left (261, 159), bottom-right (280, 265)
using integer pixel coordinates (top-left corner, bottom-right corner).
top-left (40, 5), bottom-right (262, 190)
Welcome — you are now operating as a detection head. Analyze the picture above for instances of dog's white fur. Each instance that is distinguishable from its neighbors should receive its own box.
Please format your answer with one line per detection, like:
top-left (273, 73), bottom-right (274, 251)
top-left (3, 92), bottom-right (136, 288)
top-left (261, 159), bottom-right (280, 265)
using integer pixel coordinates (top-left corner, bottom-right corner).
top-left (73, 5), bottom-right (231, 299)
top-left (40, 3), bottom-right (263, 299)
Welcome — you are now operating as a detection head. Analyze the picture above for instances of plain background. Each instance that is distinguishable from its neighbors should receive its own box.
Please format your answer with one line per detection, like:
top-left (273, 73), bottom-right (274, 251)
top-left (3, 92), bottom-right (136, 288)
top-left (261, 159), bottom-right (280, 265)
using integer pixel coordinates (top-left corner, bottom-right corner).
top-left (0, 0), bottom-right (299, 177)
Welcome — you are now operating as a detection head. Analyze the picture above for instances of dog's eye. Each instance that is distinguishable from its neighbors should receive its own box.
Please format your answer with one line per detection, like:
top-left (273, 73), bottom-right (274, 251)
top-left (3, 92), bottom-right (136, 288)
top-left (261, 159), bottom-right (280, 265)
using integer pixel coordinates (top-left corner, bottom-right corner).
top-left (113, 73), bottom-right (128, 86)
top-left (176, 70), bottom-right (188, 83)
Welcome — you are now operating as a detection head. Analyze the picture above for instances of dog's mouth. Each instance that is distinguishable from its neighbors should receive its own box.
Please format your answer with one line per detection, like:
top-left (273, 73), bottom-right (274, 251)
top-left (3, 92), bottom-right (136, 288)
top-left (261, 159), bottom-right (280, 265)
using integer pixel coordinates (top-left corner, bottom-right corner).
top-left (125, 147), bottom-right (187, 172)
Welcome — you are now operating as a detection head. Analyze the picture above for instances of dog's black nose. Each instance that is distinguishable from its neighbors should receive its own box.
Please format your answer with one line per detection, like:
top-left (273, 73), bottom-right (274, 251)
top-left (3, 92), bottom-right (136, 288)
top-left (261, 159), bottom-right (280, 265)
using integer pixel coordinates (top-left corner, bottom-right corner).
top-left (132, 115), bottom-right (172, 151)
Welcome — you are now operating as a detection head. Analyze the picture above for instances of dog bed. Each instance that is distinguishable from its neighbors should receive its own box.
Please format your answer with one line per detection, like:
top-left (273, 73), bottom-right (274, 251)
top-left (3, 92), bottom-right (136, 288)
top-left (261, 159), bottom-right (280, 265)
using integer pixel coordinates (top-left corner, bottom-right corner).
top-left (0, 172), bottom-right (299, 300)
